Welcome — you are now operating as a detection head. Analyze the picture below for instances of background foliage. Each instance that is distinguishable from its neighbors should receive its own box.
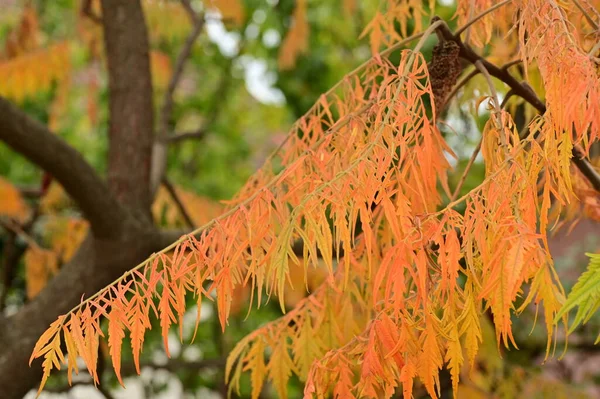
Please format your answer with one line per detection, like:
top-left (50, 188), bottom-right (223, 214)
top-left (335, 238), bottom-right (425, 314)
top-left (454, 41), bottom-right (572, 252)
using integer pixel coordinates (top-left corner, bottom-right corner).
top-left (2, 0), bottom-right (600, 398)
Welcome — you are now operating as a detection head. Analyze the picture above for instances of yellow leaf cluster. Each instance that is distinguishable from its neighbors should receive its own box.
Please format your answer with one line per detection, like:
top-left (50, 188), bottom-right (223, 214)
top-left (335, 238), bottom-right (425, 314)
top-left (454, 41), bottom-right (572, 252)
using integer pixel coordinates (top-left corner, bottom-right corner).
top-left (45, 216), bottom-right (89, 263)
top-left (0, 42), bottom-right (70, 103)
top-left (278, 0), bottom-right (309, 70)
top-left (204, 0), bottom-right (245, 26)
top-left (150, 50), bottom-right (173, 91)
top-left (24, 216), bottom-right (88, 299)
top-left (3, 4), bottom-right (39, 58)
top-left (30, 3), bottom-right (600, 398)
top-left (40, 182), bottom-right (75, 213)
top-left (0, 177), bottom-right (29, 222)
top-left (144, 1), bottom-right (191, 42)
top-left (25, 247), bottom-right (59, 299)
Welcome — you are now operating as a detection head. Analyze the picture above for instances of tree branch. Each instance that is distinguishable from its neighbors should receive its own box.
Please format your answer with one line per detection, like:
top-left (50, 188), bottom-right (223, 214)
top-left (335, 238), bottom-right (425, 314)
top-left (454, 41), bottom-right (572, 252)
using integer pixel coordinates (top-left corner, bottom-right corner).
top-left (0, 226), bottom-right (169, 398)
top-left (151, 1), bottom-right (206, 195)
top-left (101, 0), bottom-right (155, 217)
top-left (161, 177), bottom-right (195, 228)
top-left (158, 4), bottom-right (205, 138)
top-left (434, 19), bottom-right (600, 192)
top-left (81, 0), bottom-right (102, 25)
top-left (166, 128), bottom-right (208, 144)
top-left (0, 97), bottom-right (128, 238)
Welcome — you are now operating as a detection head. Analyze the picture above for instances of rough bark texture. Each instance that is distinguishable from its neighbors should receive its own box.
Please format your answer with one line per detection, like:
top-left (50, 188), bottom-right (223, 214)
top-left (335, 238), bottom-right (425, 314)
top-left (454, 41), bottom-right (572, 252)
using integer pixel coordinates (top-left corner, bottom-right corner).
top-left (0, 97), bottom-right (127, 238)
top-left (101, 0), bottom-right (155, 216)
top-left (0, 1), bottom-right (160, 397)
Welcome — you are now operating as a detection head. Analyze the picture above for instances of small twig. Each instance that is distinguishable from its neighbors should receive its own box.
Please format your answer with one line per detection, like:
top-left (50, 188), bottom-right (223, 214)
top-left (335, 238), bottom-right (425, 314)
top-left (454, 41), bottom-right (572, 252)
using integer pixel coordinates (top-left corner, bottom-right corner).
top-left (17, 185), bottom-right (43, 198)
top-left (581, 0), bottom-right (600, 22)
top-left (0, 230), bottom-right (18, 310)
top-left (435, 20), bottom-right (600, 192)
top-left (500, 89), bottom-right (515, 108)
top-left (161, 177), bottom-right (195, 228)
top-left (159, 6), bottom-right (206, 138)
top-left (451, 139), bottom-right (483, 201)
top-left (572, 0), bottom-right (600, 31)
top-left (166, 129), bottom-right (207, 144)
top-left (152, 2), bottom-right (206, 195)
top-left (442, 60), bottom-right (520, 113)
top-left (588, 40), bottom-right (600, 57)
top-left (464, 0), bottom-right (476, 45)
top-left (81, 0), bottom-right (102, 25)
top-left (164, 37), bottom-right (246, 146)
top-left (455, 0), bottom-right (513, 36)
top-left (474, 60), bottom-right (511, 154)
top-left (474, 60), bottom-right (502, 115)
top-left (443, 68), bottom-right (480, 108)
top-left (0, 218), bottom-right (42, 252)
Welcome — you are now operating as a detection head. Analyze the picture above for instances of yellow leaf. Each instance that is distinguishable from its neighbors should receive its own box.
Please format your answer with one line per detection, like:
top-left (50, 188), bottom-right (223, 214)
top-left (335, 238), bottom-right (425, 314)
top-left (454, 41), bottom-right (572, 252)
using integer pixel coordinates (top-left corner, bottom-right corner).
top-left (150, 50), bottom-right (172, 91)
top-left (46, 216), bottom-right (89, 263)
top-left (278, 0), bottom-right (309, 70)
top-left (144, 1), bottom-right (191, 42)
top-left (0, 42), bottom-right (70, 102)
top-left (204, 0), bottom-right (245, 26)
top-left (0, 177), bottom-right (29, 221)
top-left (25, 247), bottom-right (58, 299)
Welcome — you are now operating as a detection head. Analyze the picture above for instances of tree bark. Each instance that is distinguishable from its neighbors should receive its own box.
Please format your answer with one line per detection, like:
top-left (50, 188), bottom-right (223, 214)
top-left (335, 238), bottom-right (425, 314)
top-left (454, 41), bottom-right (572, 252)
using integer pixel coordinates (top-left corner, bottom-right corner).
top-left (0, 1), bottom-right (159, 397)
top-left (101, 0), bottom-right (155, 217)
top-left (0, 97), bottom-right (127, 238)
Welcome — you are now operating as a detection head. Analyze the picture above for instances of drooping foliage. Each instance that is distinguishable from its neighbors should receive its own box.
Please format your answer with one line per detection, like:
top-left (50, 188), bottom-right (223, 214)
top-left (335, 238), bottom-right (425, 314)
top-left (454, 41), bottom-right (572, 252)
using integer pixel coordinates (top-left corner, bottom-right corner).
top-left (28, 0), bottom-right (600, 398)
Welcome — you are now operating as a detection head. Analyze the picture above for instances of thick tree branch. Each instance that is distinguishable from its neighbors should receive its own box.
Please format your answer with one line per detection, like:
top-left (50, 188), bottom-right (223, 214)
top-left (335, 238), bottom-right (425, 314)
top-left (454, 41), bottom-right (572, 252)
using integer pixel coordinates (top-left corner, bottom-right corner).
top-left (0, 97), bottom-right (127, 238)
top-left (0, 2), bottom-right (162, 398)
top-left (0, 227), bottom-right (169, 399)
top-left (434, 18), bottom-right (600, 192)
top-left (101, 0), bottom-right (155, 217)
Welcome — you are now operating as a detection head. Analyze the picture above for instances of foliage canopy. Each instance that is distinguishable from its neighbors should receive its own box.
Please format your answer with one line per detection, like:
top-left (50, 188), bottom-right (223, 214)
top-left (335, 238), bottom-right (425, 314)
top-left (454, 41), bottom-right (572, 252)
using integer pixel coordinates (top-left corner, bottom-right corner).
top-left (4, 0), bottom-right (600, 398)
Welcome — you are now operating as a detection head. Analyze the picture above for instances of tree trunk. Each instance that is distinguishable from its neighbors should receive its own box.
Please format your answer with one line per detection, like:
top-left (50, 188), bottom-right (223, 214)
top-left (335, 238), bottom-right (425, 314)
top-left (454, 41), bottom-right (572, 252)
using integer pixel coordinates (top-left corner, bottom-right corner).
top-left (0, 1), bottom-right (157, 397)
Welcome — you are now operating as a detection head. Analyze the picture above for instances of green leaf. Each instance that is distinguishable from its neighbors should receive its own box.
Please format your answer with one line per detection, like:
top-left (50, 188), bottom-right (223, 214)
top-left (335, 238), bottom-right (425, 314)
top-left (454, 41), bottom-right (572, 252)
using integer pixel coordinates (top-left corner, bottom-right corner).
top-left (555, 253), bottom-right (600, 334)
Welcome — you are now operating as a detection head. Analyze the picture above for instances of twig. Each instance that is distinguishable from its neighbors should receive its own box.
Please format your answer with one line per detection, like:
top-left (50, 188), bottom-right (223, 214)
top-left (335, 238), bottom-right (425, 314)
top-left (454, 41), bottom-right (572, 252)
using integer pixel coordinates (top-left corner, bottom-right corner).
top-left (455, 0), bottom-right (513, 36)
top-left (0, 218), bottom-right (42, 252)
top-left (572, 0), bottom-right (600, 31)
top-left (443, 68), bottom-right (480, 108)
top-left (500, 89), bottom-right (515, 108)
top-left (81, 0), bottom-right (102, 25)
top-left (167, 129), bottom-right (207, 144)
top-left (588, 40), bottom-right (600, 57)
top-left (435, 20), bottom-right (600, 192)
top-left (58, 9), bottom-right (520, 320)
top-left (474, 60), bottom-right (502, 114)
top-left (161, 177), bottom-right (195, 228)
top-left (0, 230), bottom-right (18, 310)
top-left (158, 5), bottom-right (206, 137)
top-left (151, 1), bottom-right (206, 195)
top-left (442, 60), bottom-right (520, 113)
top-left (450, 139), bottom-right (482, 201)
top-left (464, 0), bottom-right (476, 45)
